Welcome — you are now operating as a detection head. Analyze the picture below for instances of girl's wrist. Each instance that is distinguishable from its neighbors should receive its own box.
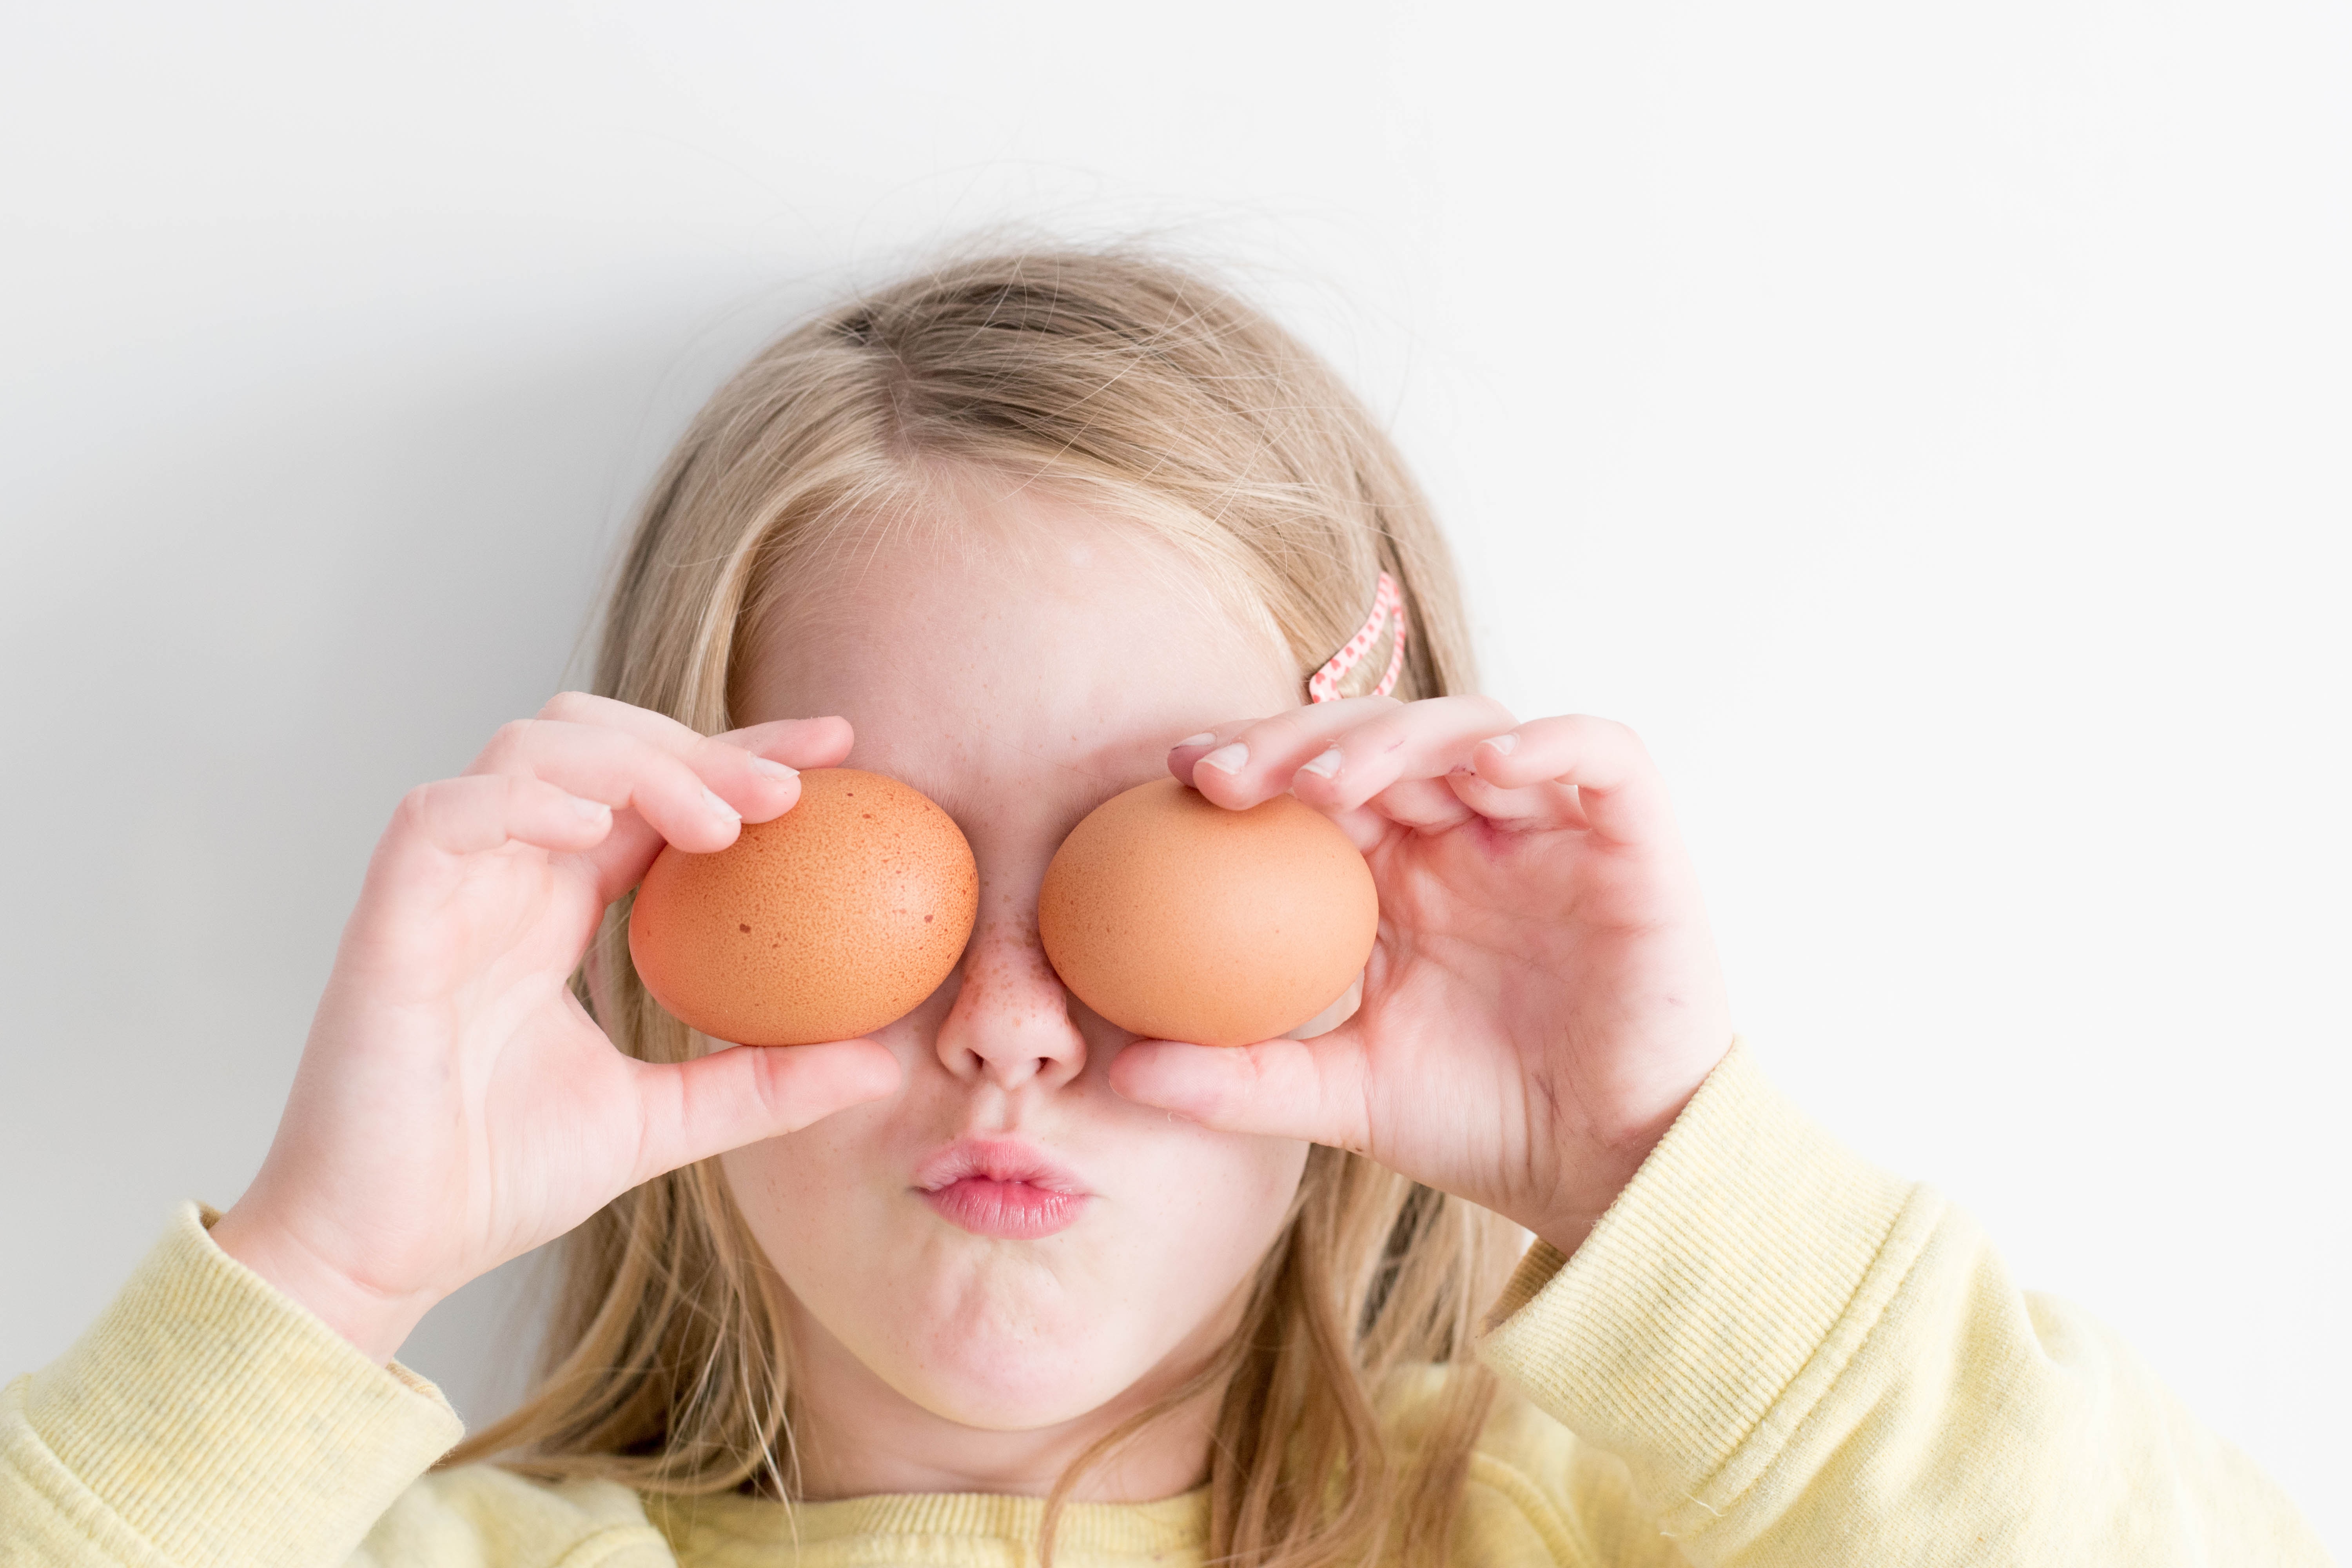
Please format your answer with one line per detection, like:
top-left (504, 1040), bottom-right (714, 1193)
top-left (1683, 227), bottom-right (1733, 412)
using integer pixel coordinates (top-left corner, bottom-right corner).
top-left (1524, 1176), bottom-right (1635, 1261)
top-left (1523, 1084), bottom-right (1710, 1258)
top-left (207, 1203), bottom-right (439, 1367)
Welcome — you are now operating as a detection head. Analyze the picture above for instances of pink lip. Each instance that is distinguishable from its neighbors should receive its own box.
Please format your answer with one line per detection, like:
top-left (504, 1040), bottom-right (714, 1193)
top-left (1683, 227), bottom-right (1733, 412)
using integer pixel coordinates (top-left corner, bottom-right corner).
top-left (915, 1138), bottom-right (1091, 1240)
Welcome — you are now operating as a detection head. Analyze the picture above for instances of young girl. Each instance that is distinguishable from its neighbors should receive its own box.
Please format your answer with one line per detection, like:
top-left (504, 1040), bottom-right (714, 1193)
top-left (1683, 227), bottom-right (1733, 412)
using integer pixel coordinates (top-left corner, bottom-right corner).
top-left (2, 250), bottom-right (2326, 1566)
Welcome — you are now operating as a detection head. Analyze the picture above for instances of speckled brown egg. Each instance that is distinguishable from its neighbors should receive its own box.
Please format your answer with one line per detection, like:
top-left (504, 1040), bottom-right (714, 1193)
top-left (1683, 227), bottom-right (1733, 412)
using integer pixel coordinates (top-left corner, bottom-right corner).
top-left (1037, 777), bottom-right (1378, 1047)
top-left (629, 768), bottom-right (978, 1045)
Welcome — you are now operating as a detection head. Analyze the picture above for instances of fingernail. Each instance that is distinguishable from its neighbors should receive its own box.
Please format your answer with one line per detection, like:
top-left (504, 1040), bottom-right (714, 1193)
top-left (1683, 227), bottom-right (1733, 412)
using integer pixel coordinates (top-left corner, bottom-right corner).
top-left (750, 757), bottom-right (799, 782)
top-left (701, 786), bottom-right (740, 821)
top-left (1485, 733), bottom-right (1518, 755)
top-left (570, 795), bottom-right (612, 822)
top-left (1175, 732), bottom-right (1218, 748)
top-left (1198, 742), bottom-right (1249, 774)
top-left (1299, 746), bottom-right (1343, 779)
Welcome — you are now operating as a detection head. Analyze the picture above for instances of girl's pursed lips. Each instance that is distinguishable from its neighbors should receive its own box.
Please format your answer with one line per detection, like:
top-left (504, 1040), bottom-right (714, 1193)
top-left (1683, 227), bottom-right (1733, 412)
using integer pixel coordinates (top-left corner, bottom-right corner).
top-left (914, 1137), bottom-right (1092, 1240)
top-left (913, 1136), bottom-right (1089, 1197)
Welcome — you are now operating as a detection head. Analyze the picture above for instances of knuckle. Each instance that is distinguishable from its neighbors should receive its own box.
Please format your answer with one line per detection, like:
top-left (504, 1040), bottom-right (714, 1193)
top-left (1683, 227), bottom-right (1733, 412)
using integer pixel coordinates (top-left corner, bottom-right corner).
top-left (1357, 710), bottom-right (1415, 753)
top-left (751, 1051), bottom-right (797, 1125)
top-left (539, 690), bottom-right (598, 722)
top-left (392, 777), bottom-right (469, 845)
top-left (1335, 697), bottom-right (1405, 738)
top-left (392, 781), bottom-right (437, 830)
top-left (1252, 710), bottom-right (1312, 750)
top-left (624, 1070), bottom-right (666, 1179)
top-left (685, 733), bottom-right (736, 775)
top-left (644, 746), bottom-right (704, 795)
top-left (484, 718), bottom-right (535, 761)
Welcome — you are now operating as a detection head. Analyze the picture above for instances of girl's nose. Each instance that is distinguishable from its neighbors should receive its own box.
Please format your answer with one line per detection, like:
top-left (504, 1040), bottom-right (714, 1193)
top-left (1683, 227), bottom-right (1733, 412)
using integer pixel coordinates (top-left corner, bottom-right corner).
top-left (932, 911), bottom-right (1087, 1091)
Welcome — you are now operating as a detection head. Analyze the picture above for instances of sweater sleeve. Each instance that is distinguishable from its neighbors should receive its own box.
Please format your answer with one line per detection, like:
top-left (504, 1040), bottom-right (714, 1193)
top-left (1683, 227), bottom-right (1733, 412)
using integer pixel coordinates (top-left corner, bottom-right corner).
top-left (0, 1202), bottom-right (666, 1568)
top-left (1471, 1041), bottom-right (2332, 1567)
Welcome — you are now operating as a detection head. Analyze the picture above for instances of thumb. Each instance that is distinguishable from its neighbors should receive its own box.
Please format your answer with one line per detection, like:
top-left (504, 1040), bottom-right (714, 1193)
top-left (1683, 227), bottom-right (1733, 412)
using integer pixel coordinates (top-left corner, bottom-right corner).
top-left (1109, 1032), bottom-right (1372, 1151)
top-left (626, 1038), bottom-right (902, 1181)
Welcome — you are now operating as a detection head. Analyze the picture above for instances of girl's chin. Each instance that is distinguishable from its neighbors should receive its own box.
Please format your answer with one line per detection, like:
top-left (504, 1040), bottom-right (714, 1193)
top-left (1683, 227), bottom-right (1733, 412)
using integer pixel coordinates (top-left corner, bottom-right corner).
top-left (872, 1339), bottom-right (1148, 1434)
top-left (791, 1269), bottom-right (1144, 1430)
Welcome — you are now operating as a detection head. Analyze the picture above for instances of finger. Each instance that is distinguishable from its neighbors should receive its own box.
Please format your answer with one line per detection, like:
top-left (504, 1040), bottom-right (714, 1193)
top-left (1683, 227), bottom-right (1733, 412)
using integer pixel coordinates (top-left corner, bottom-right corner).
top-left (390, 773), bottom-right (615, 859)
top-left (546, 691), bottom-right (851, 765)
top-left (712, 713), bottom-right (858, 794)
top-left (1173, 696), bottom-right (1405, 807)
top-left (1280, 695), bottom-right (1520, 814)
top-left (1363, 774), bottom-right (1481, 834)
top-left (1443, 765), bottom-right (1593, 832)
top-left (532, 704), bottom-right (851, 906)
top-left (626, 1039), bottom-right (903, 1181)
top-left (1107, 1033), bottom-right (1374, 1152)
top-left (471, 718), bottom-right (758, 857)
top-left (1467, 716), bottom-right (1673, 845)
top-left (532, 692), bottom-right (818, 823)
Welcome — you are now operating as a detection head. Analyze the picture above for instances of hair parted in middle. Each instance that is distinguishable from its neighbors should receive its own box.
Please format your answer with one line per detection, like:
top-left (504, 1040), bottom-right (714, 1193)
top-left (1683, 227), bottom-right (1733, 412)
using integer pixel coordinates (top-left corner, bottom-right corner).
top-left (440, 245), bottom-right (1523, 1568)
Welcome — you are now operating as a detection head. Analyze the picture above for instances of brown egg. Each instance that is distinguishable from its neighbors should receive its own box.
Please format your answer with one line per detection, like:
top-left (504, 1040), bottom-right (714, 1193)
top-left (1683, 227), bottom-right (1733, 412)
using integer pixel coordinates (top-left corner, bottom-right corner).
top-left (1037, 778), bottom-right (1378, 1047)
top-left (629, 768), bottom-right (978, 1045)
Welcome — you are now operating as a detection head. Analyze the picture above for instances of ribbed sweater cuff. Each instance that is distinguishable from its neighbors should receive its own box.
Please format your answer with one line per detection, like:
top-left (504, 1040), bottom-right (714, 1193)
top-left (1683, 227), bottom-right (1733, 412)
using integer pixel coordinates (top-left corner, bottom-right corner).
top-left (15, 1200), bottom-right (465, 1568)
top-left (1476, 1040), bottom-right (1941, 1520)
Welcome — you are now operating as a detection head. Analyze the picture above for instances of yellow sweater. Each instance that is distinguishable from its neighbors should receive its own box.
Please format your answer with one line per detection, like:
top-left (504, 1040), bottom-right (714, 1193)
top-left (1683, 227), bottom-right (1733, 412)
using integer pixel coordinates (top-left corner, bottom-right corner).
top-left (2, 1044), bottom-right (2328, 1566)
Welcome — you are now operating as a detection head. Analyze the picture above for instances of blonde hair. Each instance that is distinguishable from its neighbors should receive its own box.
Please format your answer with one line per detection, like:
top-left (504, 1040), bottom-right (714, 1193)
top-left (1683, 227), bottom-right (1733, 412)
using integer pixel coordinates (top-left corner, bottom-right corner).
top-left (444, 247), bottom-right (1520, 1566)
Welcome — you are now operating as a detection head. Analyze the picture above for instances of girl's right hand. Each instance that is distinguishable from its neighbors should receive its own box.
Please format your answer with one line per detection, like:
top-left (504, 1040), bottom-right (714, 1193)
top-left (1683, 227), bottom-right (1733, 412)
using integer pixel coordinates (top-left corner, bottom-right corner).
top-left (208, 693), bottom-right (903, 1365)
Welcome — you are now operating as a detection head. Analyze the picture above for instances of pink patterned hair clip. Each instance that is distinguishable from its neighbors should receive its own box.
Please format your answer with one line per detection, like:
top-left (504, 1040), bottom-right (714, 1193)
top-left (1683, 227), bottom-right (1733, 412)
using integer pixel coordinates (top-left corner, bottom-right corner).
top-left (1308, 571), bottom-right (1408, 703)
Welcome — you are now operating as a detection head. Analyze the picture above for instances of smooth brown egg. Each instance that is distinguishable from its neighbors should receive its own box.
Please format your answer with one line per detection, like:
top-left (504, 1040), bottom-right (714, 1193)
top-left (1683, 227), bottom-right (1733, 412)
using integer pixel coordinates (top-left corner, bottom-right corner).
top-left (1037, 778), bottom-right (1378, 1047)
top-left (629, 768), bottom-right (978, 1045)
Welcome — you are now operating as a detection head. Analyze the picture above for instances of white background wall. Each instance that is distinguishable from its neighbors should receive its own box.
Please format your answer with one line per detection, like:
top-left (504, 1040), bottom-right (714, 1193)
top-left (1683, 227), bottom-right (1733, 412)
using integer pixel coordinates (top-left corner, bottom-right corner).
top-left (5, 0), bottom-right (2345, 1553)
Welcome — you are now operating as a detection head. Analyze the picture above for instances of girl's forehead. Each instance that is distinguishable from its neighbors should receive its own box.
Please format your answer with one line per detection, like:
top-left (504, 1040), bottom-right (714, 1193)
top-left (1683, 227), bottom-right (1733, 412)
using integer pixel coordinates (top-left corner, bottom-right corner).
top-left (739, 497), bottom-right (1297, 820)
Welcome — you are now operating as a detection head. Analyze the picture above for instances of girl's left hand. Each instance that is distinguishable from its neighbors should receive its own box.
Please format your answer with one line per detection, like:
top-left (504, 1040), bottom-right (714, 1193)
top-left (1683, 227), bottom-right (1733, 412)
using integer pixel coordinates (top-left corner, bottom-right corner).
top-left (1106, 696), bottom-right (1734, 1256)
